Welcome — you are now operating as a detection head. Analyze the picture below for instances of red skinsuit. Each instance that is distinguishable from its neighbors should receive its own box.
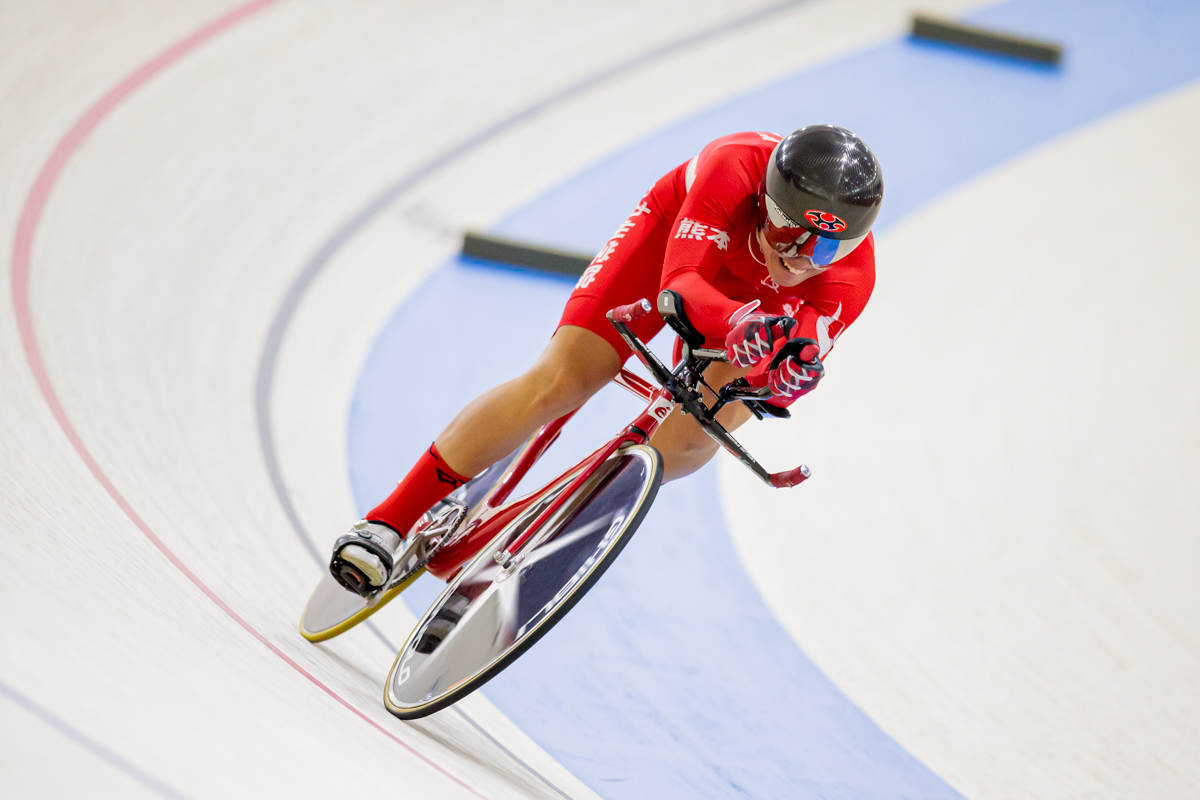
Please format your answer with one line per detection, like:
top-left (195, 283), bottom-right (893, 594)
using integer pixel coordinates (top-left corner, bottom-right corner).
top-left (558, 131), bottom-right (875, 404)
top-left (371, 132), bottom-right (874, 534)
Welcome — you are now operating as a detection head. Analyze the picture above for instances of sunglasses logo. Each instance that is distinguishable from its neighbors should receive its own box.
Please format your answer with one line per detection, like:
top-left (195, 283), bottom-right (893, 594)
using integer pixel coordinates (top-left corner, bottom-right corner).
top-left (805, 210), bottom-right (846, 233)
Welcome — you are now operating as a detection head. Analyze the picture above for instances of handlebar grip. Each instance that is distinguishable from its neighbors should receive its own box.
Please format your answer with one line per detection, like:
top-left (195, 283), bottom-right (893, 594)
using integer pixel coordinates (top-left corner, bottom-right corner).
top-left (769, 464), bottom-right (811, 488)
top-left (609, 298), bottom-right (652, 323)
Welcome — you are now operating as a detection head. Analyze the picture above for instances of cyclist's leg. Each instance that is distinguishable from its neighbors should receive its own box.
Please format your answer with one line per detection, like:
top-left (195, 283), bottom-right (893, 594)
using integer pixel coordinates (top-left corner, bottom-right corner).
top-left (365, 326), bottom-right (621, 538)
top-left (649, 358), bottom-right (756, 482)
top-left (437, 325), bottom-right (622, 477)
top-left (367, 194), bottom-right (670, 540)
top-left (437, 193), bottom-right (672, 478)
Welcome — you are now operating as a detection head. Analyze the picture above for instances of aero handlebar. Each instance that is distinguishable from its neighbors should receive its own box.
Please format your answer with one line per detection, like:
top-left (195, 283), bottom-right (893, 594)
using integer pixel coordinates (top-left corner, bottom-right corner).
top-left (605, 292), bottom-right (810, 489)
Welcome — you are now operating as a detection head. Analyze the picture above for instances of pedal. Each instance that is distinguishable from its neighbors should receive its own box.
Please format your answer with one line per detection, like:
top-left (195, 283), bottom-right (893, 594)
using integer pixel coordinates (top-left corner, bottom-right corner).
top-left (339, 545), bottom-right (388, 586)
top-left (330, 522), bottom-right (399, 597)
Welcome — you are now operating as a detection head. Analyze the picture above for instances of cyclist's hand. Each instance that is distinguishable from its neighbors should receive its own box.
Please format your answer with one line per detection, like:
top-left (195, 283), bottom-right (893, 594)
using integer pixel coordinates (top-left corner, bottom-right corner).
top-left (767, 339), bottom-right (824, 399)
top-left (725, 312), bottom-right (796, 367)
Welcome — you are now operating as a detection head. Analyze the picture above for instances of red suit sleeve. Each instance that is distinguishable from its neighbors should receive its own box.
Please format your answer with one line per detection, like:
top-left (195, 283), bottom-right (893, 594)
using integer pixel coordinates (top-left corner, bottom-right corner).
top-left (749, 231), bottom-right (876, 396)
top-left (659, 148), bottom-right (760, 337)
top-left (791, 233), bottom-right (875, 360)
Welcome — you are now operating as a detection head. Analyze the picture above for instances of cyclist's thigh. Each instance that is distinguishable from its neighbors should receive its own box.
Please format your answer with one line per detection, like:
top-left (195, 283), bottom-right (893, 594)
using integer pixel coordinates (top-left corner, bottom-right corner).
top-left (558, 205), bottom-right (671, 362)
top-left (530, 324), bottom-right (624, 400)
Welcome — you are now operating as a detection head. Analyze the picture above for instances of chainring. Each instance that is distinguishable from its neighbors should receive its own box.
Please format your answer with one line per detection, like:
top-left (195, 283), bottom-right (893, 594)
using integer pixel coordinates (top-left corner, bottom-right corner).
top-left (383, 499), bottom-right (467, 591)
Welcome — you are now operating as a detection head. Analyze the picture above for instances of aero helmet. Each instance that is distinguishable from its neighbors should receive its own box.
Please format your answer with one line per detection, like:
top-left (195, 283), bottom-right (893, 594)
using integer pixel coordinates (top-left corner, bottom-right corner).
top-left (761, 124), bottom-right (883, 266)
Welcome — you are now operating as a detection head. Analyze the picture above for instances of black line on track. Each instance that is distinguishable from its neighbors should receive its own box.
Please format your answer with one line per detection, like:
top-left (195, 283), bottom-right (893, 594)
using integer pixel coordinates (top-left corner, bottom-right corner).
top-left (461, 231), bottom-right (594, 277)
top-left (910, 13), bottom-right (1063, 65)
top-left (451, 707), bottom-right (578, 800)
top-left (360, 621), bottom-right (569, 797)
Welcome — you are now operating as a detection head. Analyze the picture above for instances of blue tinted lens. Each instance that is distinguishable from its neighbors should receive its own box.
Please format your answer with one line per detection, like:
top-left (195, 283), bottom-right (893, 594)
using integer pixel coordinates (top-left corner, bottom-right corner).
top-left (811, 236), bottom-right (840, 266)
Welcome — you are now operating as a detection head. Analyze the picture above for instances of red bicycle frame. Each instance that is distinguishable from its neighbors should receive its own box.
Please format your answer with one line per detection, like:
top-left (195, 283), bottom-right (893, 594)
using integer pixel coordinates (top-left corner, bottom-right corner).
top-left (424, 373), bottom-right (666, 580)
top-left (424, 295), bottom-right (810, 581)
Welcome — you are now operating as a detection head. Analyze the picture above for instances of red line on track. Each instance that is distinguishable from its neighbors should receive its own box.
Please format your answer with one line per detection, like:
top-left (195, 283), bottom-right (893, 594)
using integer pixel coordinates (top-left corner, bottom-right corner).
top-left (8, 3), bottom-right (489, 798)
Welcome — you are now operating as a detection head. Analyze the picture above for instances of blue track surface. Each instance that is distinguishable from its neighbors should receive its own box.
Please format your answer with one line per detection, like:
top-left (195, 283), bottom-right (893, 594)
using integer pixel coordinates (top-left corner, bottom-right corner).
top-left (349, 2), bottom-right (1200, 797)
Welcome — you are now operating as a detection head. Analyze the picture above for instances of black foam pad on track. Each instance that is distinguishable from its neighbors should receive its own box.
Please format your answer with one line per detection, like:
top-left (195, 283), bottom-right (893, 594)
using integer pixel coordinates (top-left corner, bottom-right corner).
top-left (911, 14), bottom-right (1063, 66)
top-left (462, 231), bottom-right (594, 277)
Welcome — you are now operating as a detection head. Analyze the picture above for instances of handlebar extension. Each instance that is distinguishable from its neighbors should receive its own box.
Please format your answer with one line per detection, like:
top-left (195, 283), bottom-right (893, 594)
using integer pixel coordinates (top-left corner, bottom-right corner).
top-left (607, 294), bottom-right (811, 490)
top-left (609, 298), bottom-right (652, 323)
top-left (769, 464), bottom-right (811, 488)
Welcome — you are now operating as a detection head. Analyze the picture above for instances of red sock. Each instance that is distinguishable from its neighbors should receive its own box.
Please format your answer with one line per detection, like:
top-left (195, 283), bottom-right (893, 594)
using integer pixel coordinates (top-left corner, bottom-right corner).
top-left (366, 443), bottom-right (471, 537)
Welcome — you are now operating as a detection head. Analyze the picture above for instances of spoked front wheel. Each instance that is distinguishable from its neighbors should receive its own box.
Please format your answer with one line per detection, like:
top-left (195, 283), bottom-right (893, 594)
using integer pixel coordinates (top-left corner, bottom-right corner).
top-left (384, 444), bottom-right (662, 719)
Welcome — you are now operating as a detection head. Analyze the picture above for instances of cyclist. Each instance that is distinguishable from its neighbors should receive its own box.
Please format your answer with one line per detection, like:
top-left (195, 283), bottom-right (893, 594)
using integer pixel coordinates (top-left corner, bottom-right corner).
top-left (331, 124), bottom-right (883, 596)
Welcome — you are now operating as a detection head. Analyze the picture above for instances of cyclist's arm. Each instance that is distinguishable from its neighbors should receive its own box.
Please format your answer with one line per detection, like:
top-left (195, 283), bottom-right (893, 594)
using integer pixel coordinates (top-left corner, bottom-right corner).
top-left (659, 151), bottom-right (759, 336)
top-left (753, 234), bottom-right (876, 378)
top-left (793, 233), bottom-right (875, 359)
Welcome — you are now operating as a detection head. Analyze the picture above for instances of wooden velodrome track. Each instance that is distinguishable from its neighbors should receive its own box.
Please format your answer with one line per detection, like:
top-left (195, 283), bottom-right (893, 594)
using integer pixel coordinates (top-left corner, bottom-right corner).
top-left (2, 1), bottom-right (1198, 797)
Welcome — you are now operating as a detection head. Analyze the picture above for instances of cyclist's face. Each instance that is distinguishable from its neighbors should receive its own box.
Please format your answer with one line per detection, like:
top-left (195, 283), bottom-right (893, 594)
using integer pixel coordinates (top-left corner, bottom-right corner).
top-left (757, 227), bottom-right (828, 287)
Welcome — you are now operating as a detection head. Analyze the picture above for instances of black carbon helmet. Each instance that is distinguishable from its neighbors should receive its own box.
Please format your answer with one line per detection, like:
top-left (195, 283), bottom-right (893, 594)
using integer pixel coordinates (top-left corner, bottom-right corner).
top-left (764, 125), bottom-right (883, 248)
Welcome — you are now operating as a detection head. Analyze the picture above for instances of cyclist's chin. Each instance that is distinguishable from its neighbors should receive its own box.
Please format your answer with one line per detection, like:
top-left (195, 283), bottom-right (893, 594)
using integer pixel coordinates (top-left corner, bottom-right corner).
top-left (766, 259), bottom-right (813, 287)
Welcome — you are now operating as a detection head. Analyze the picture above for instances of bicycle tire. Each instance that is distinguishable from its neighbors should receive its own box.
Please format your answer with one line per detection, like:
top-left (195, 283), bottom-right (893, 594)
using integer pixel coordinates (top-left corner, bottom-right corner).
top-left (383, 444), bottom-right (663, 719)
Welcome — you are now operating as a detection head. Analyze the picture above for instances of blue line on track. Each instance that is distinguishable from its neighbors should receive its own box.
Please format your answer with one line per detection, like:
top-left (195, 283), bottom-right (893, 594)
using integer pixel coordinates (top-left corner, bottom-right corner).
top-left (349, 1), bottom-right (1200, 798)
top-left (0, 679), bottom-right (190, 799)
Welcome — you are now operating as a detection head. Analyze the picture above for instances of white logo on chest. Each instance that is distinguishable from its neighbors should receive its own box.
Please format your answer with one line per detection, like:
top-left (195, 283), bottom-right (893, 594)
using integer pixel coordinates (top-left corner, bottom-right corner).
top-left (816, 302), bottom-right (843, 357)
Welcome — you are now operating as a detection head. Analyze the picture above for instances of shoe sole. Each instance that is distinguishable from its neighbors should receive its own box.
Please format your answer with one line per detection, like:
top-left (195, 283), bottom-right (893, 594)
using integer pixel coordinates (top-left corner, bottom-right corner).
top-left (299, 566), bottom-right (426, 643)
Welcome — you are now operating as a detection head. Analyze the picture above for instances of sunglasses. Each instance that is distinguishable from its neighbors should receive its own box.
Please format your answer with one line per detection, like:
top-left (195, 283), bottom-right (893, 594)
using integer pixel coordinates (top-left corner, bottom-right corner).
top-left (763, 195), bottom-right (868, 266)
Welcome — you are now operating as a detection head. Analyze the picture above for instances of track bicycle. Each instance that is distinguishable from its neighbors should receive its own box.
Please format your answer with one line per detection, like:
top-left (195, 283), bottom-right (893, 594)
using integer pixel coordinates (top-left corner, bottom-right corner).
top-left (300, 290), bottom-right (812, 719)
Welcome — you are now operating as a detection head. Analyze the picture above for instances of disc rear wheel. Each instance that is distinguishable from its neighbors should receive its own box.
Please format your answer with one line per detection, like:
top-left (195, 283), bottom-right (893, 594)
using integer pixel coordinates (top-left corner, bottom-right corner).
top-left (384, 444), bottom-right (662, 719)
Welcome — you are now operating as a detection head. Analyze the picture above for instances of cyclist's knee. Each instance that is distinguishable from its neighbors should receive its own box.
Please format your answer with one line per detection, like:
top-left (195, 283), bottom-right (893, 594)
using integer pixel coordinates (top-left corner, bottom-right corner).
top-left (660, 439), bottom-right (717, 482)
top-left (521, 326), bottom-right (620, 421)
top-left (521, 362), bottom-right (603, 421)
